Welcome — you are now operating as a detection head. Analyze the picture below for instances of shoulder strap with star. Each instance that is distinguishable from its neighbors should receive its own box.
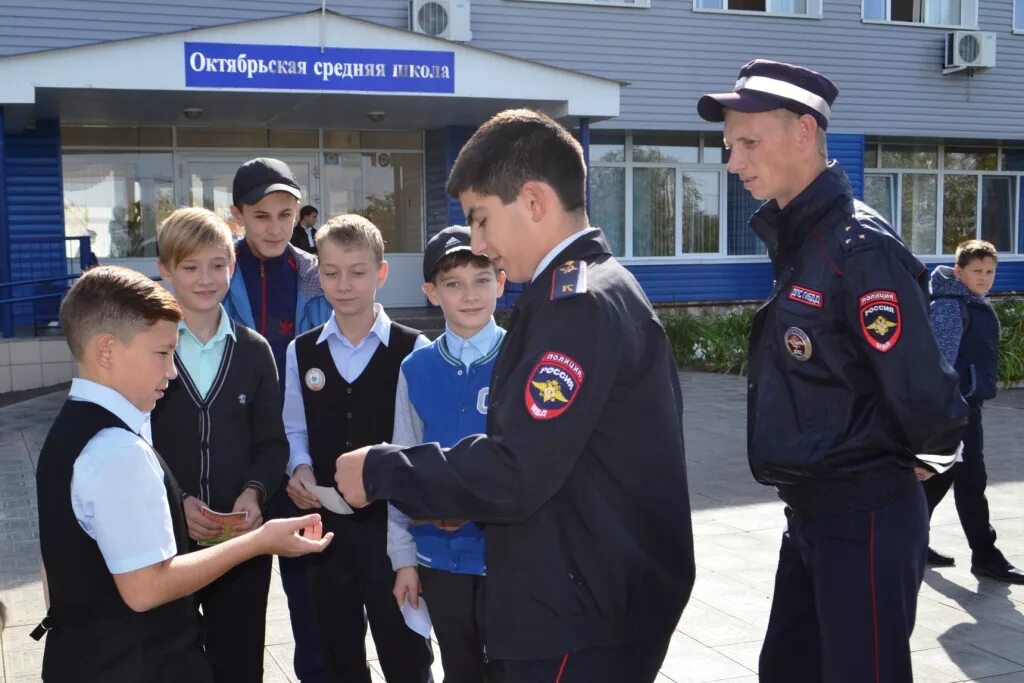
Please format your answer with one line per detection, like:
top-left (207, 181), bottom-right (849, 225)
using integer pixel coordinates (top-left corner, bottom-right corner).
top-left (549, 259), bottom-right (588, 301)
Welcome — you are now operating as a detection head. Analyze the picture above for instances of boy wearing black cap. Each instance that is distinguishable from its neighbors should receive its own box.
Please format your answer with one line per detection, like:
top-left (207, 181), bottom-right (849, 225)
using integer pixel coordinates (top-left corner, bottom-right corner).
top-left (699, 60), bottom-right (968, 682)
top-left (389, 226), bottom-right (507, 683)
top-left (224, 157), bottom-right (333, 683)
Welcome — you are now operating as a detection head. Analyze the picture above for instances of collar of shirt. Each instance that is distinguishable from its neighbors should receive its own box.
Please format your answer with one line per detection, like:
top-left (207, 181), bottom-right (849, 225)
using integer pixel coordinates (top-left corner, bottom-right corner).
top-left (444, 317), bottom-right (500, 366)
top-left (177, 305), bottom-right (236, 349)
top-left (531, 228), bottom-right (598, 282)
top-left (317, 303), bottom-right (392, 350)
top-left (68, 377), bottom-right (152, 444)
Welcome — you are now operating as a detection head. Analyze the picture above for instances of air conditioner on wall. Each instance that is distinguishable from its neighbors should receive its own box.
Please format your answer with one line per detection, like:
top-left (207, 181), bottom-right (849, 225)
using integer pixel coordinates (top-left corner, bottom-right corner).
top-left (943, 31), bottom-right (996, 74)
top-left (410, 0), bottom-right (473, 42)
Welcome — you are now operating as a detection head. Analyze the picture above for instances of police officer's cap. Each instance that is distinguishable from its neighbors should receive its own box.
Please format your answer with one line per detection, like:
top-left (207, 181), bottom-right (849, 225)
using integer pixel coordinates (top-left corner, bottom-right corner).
top-left (423, 225), bottom-right (474, 282)
top-left (697, 59), bottom-right (839, 130)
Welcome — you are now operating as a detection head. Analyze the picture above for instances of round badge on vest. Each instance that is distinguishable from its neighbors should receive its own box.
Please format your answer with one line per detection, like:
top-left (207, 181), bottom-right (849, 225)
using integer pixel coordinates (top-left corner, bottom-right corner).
top-left (305, 367), bottom-right (327, 391)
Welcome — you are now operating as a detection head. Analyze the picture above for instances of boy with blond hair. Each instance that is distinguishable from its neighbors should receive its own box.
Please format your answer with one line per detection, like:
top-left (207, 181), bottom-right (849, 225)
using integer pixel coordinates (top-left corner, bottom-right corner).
top-left (34, 265), bottom-right (331, 683)
top-left (151, 207), bottom-right (291, 681)
top-left (283, 215), bottom-right (434, 682)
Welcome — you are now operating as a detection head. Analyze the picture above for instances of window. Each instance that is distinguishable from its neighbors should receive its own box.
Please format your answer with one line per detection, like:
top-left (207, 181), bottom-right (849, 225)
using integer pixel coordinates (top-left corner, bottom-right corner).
top-left (865, 140), bottom-right (1024, 255)
top-left (863, 0), bottom-right (977, 27)
top-left (587, 133), bottom-right (728, 258)
top-left (511, 0), bottom-right (650, 7)
top-left (695, 0), bottom-right (821, 16)
top-left (62, 153), bottom-right (175, 259)
top-left (1016, 0), bottom-right (1024, 31)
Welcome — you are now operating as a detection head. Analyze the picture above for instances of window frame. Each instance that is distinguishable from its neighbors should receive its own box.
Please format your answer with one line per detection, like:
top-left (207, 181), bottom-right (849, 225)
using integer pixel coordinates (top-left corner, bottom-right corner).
top-left (861, 0), bottom-right (979, 30)
top-left (589, 133), bottom-right (735, 262)
top-left (864, 141), bottom-right (1024, 256)
top-left (693, 0), bottom-right (823, 19)
top-left (1015, 0), bottom-right (1024, 33)
top-left (508, 0), bottom-right (651, 8)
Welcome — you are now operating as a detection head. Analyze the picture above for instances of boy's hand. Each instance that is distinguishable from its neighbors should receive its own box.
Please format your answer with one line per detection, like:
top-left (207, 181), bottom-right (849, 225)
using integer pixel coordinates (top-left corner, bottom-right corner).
top-left (393, 566), bottom-right (421, 609)
top-left (335, 447), bottom-right (371, 508)
top-left (231, 487), bottom-right (263, 535)
top-left (255, 514), bottom-right (333, 558)
top-left (182, 495), bottom-right (224, 542)
top-left (287, 465), bottom-right (321, 510)
top-left (914, 466), bottom-right (935, 482)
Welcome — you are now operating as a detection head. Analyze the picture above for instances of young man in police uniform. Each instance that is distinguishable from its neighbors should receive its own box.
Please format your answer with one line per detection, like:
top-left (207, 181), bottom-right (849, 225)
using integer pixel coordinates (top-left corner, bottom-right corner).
top-left (335, 109), bottom-right (695, 683)
top-left (697, 60), bottom-right (968, 682)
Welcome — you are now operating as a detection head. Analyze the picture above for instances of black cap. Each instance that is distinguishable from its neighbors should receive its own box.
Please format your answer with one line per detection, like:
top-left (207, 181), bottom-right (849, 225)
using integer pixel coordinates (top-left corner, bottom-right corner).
top-left (697, 59), bottom-right (839, 130)
top-left (423, 226), bottom-right (473, 282)
top-left (232, 157), bottom-right (302, 207)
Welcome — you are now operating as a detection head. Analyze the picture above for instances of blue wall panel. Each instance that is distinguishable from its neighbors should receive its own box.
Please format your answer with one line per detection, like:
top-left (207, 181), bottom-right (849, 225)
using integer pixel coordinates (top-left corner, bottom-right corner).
top-left (828, 133), bottom-right (864, 200)
top-left (4, 120), bottom-right (66, 333)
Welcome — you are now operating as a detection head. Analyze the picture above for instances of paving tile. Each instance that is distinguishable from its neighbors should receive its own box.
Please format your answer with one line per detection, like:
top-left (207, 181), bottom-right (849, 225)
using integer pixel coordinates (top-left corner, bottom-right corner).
top-left (913, 643), bottom-right (1024, 681)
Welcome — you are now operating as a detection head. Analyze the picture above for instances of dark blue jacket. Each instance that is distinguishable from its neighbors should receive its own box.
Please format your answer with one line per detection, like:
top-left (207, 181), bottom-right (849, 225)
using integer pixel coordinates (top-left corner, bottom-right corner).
top-left (746, 163), bottom-right (968, 514)
top-left (929, 265), bottom-right (1000, 402)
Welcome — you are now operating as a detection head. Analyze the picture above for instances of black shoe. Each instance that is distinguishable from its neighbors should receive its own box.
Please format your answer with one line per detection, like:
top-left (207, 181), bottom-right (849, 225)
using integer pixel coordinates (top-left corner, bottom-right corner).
top-left (927, 547), bottom-right (955, 567)
top-left (971, 559), bottom-right (1024, 584)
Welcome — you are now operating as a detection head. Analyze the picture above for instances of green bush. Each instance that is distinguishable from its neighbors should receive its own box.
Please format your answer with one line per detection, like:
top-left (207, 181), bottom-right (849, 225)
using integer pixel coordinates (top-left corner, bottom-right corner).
top-left (664, 300), bottom-right (1024, 384)
top-left (663, 309), bottom-right (755, 375)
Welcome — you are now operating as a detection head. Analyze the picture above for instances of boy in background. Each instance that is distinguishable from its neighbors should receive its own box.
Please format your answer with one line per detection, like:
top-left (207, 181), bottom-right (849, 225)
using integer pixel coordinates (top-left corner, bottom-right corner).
top-left (152, 207), bottom-right (290, 681)
top-left (926, 239), bottom-right (1024, 583)
top-left (283, 215), bottom-right (434, 683)
top-left (389, 226), bottom-right (507, 683)
top-left (34, 265), bottom-right (331, 682)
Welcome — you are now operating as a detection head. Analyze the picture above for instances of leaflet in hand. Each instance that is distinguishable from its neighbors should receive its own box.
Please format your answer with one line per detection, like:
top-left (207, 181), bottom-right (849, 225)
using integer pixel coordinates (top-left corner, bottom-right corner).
top-left (401, 597), bottom-right (433, 638)
top-left (301, 480), bottom-right (354, 515)
top-left (197, 507), bottom-right (249, 546)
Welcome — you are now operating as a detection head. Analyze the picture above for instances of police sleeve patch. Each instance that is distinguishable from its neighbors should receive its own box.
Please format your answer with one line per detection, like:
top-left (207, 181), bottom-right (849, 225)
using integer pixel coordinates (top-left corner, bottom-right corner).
top-left (858, 290), bottom-right (902, 353)
top-left (524, 351), bottom-right (585, 420)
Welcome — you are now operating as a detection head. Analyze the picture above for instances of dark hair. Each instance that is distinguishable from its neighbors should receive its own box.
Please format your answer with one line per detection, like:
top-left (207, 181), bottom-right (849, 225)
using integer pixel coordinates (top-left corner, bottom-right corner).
top-left (955, 239), bottom-right (998, 268)
top-left (60, 265), bottom-right (182, 360)
top-left (431, 251), bottom-right (499, 282)
top-left (299, 205), bottom-right (318, 221)
top-left (446, 109), bottom-right (586, 212)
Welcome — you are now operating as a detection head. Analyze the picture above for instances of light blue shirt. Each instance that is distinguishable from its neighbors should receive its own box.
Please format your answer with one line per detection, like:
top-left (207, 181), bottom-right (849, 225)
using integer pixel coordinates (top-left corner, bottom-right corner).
top-left (68, 378), bottom-right (177, 575)
top-left (175, 306), bottom-right (236, 400)
top-left (530, 228), bottom-right (597, 282)
top-left (283, 304), bottom-right (430, 476)
top-left (443, 317), bottom-right (501, 367)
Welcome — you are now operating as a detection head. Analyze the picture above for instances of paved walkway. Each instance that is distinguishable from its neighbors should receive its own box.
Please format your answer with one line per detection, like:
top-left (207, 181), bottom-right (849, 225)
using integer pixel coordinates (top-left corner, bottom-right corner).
top-left (1, 371), bottom-right (1022, 682)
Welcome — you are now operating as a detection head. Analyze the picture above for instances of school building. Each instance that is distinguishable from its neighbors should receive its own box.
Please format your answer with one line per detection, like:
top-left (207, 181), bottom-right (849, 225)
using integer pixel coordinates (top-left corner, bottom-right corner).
top-left (1, 0), bottom-right (1023, 362)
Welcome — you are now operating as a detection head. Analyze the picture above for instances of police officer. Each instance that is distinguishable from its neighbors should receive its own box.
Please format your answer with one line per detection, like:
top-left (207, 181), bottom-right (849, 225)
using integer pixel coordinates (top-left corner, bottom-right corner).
top-left (335, 109), bottom-right (695, 682)
top-left (697, 60), bottom-right (968, 682)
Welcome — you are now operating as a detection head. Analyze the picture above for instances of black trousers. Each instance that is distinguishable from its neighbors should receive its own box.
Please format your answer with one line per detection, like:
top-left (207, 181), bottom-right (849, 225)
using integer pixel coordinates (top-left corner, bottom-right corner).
top-left (195, 553), bottom-right (272, 683)
top-left (269, 489), bottom-right (326, 682)
top-left (759, 485), bottom-right (928, 683)
top-left (308, 503), bottom-right (434, 683)
top-left (419, 567), bottom-right (503, 683)
top-left (923, 403), bottom-right (1001, 564)
top-left (500, 636), bottom-right (671, 683)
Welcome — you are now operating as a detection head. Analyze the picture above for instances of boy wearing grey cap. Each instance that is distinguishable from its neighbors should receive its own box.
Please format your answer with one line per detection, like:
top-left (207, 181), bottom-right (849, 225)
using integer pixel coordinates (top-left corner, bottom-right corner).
top-left (699, 60), bottom-right (967, 682)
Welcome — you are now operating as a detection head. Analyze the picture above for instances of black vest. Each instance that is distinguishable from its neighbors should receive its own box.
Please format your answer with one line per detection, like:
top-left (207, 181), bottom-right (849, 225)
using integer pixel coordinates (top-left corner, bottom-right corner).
top-left (957, 298), bottom-right (1000, 402)
top-left (295, 322), bottom-right (418, 517)
top-left (36, 400), bottom-right (210, 683)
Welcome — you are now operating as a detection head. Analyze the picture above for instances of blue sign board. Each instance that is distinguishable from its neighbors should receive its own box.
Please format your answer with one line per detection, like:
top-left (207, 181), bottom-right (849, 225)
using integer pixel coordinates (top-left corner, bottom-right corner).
top-left (185, 42), bottom-right (455, 94)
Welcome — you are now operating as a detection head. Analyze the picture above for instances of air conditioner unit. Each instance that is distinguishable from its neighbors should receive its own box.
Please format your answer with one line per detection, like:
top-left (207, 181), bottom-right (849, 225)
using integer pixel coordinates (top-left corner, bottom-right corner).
top-left (943, 31), bottom-right (996, 74)
top-left (410, 0), bottom-right (472, 42)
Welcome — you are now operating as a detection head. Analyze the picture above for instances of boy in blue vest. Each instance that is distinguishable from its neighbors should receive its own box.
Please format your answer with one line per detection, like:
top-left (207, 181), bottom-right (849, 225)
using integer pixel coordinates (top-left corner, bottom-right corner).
top-left (34, 265), bottom-right (332, 683)
top-left (388, 226), bottom-right (507, 683)
top-left (283, 214), bottom-right (434, 683)
top-left (925, 239), bottom-right (1024, 583)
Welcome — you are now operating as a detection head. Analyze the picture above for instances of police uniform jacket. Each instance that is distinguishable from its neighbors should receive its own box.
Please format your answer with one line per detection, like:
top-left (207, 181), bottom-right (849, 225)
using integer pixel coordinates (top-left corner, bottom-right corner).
top-left (747, 163), bottom-right (968, 514)
top-left (363, 229), bottom-right (695, 660)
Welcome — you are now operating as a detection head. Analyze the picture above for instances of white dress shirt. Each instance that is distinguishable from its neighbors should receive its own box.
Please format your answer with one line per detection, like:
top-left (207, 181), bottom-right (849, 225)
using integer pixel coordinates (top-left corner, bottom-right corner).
top-left (530, 228), bottom-right (597, 282)
top-left (68, 378), bottom-right (177, 574)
